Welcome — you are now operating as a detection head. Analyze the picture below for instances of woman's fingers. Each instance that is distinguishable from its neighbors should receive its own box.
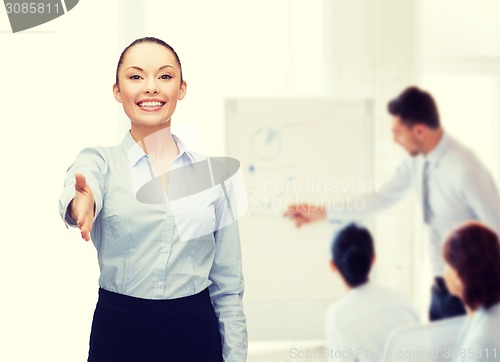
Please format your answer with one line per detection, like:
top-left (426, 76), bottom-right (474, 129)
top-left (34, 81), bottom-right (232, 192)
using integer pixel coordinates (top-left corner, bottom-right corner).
top-left (73, 173), bottom-right (95, 241)
top-left (74, 173), bottom-right (87, 192)
top-left (77, 209), bottom-right (94, 241)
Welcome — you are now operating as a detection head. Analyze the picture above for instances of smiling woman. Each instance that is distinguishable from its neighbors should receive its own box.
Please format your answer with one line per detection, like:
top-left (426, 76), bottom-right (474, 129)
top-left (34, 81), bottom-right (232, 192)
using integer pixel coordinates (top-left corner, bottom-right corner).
top-left (112, 37), bottom-right (186, 143)
top-left (58, 37), bottom-right (247, 362)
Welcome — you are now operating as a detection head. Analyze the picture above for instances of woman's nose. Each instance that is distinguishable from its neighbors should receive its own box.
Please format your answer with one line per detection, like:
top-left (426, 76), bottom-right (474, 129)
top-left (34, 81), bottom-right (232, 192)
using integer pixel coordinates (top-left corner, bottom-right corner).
top-left (144, 78), bottom-right (159, 94)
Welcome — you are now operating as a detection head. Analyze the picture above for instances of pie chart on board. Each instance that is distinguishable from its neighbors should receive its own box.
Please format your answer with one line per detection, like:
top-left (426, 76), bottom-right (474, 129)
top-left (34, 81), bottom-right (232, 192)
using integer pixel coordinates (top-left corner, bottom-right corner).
top-left (251, 127), bottom-right (282, 161)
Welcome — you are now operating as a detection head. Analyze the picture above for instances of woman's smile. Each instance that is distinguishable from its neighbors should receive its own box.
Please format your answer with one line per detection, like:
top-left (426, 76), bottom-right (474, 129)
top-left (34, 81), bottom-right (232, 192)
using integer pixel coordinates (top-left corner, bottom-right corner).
top-left (136, 98), bottom-right (166, 112)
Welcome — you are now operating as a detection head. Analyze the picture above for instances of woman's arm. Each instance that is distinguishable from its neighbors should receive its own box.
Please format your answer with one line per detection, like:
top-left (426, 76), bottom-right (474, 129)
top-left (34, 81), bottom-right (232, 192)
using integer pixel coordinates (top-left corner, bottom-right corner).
top-left (59, 147), bottom-right (108, 241)
top-left (208, 178), bottom-right (247, 362)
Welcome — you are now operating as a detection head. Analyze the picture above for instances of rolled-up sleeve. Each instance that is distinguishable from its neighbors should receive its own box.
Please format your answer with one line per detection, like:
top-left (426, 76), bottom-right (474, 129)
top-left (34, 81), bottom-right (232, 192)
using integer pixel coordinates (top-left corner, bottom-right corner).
top-left (58, 147), bottom-right (107, 228)
top-left (208, 176), bottom-right (248, 362)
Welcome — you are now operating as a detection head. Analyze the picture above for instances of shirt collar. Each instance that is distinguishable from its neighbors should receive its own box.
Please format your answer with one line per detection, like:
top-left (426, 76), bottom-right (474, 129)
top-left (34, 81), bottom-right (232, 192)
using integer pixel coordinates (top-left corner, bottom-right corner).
top-left (349, 280), bottom-right (371, 295)
top-left (172, 134), bottom-right (197, 164)
top-left (121, 131), bottom-right (197, 168)
top-left (424, 132), bottom-right (450, 167)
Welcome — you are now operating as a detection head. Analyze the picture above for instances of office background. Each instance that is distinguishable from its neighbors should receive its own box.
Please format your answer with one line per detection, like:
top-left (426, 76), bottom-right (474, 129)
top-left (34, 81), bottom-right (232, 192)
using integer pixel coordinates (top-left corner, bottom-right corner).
top-left (1, 0), bottom-right (500, 360)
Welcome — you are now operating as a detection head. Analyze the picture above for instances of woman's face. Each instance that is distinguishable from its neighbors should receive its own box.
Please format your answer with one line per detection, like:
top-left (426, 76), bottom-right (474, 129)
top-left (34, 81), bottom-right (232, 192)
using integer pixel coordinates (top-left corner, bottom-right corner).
top-left (443, 261), bottom-right (464, 300)
top-left (113, 42), bottom-right (186, 132)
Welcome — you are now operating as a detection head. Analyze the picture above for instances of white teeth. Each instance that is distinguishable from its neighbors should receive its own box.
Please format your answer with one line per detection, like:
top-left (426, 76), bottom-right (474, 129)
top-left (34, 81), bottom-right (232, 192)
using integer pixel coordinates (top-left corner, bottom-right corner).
top-left (139, 101), bottom-right (164, 107)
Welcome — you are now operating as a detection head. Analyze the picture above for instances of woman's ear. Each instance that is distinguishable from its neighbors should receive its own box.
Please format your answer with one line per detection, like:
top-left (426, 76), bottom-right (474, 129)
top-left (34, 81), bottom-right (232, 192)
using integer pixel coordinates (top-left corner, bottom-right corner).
top-left (178, 80), bottom-right (187, 100)
top-left (113, 83), bottom-right (122, 103)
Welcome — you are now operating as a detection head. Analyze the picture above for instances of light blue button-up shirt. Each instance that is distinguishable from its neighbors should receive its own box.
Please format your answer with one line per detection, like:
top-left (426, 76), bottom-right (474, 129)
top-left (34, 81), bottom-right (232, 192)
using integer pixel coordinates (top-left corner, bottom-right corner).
top-left (59, 131), bottom-right (247, 361)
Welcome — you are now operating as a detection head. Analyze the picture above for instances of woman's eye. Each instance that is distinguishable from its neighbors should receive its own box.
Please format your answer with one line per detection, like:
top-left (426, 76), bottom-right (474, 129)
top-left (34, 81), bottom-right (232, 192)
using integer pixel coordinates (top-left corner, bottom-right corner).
top-left (129, 75), bottom-right (142, 80)
top-left (160, 74), bottom-right (172, 80)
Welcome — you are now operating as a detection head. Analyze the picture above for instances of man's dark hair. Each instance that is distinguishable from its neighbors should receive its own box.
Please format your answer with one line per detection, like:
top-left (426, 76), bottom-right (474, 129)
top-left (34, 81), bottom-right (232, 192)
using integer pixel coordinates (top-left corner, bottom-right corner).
top-left (388, 86), bottom-right (440, 129)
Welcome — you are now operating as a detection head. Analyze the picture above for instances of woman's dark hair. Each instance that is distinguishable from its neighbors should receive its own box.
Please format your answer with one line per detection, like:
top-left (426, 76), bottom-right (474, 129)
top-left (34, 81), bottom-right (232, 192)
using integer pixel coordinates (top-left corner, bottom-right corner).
top-left (115, 37), bottom-right (183, 86)
top-left (444, 222), bottom-right (500, 310)
top-left (388, 86), bottom-right (440, 129)
top-left (332, 223), bottom-right (375, 288)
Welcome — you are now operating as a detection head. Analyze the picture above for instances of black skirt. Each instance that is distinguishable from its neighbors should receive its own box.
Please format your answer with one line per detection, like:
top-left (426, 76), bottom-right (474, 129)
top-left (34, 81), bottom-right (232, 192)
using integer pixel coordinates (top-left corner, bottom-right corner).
top-left (88, 288), bottom-right (222, 362)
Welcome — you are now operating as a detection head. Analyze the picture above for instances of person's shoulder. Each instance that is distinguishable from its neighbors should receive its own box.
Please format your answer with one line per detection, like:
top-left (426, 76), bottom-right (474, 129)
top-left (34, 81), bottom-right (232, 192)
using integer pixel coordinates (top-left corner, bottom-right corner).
top-left (461, 308), bottom-right (500, 352)
top-left (481, 304), bottom-right (500, 334)
top-left (72, 139), bottom-right (126, 171)
top-left (77, 135), bottom-right (127, 154)
top-left (434, 135), bottom-right (491, 184)
top-left (368, 284), bottom-right (415, 308)
top-left (74, 144), bottom-right (111, 161)
top-left (443, 134), bottom-right (482, 168)
top-left (326, 295), bottom-right (352, 319)
top-left (329, 287), bottom-right (371, 317)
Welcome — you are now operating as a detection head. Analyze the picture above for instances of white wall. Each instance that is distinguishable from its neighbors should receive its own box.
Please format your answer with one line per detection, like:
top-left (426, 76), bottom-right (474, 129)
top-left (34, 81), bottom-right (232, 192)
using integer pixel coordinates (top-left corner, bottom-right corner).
top-left (0, 1), bottom-right (121, 361)
top-left (420, 0), bottom-right (500, 59)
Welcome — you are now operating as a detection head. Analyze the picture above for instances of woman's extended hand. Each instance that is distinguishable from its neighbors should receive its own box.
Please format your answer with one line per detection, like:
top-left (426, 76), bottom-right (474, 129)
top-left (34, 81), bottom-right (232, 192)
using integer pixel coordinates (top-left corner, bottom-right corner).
top-left (70, 173), bottom-right (95, 241)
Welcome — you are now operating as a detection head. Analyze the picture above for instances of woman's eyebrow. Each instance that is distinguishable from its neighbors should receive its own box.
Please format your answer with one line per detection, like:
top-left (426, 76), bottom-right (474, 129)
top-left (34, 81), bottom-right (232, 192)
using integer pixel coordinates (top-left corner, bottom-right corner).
top-left (126, 66), bottom-right (143, 71)
top-left (126, 65), bottom-right (175, 71)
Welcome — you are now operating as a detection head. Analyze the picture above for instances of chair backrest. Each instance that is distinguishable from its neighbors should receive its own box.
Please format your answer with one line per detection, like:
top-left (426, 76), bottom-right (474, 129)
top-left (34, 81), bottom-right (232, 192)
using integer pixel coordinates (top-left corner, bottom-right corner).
top-left (381, 316), bottom-right (466, 362)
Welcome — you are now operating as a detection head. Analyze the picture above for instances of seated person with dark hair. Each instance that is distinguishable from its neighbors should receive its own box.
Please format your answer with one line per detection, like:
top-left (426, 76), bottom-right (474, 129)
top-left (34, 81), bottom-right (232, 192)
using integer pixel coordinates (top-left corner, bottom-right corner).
top-left (443, 222), bottom-right (500, 361)
top-left (325, 224), bottom-right (419, 362)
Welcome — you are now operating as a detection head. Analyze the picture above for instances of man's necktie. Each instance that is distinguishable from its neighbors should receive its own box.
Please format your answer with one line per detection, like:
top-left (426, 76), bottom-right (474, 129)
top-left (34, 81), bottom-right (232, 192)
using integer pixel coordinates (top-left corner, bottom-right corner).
top-left (423, 160), bottom-right (433, 223)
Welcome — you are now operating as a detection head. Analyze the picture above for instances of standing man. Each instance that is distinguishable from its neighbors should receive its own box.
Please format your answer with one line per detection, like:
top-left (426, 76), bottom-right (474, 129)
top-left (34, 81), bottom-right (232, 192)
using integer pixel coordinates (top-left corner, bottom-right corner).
top-left (285, 86), bottom-right (500, 321)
